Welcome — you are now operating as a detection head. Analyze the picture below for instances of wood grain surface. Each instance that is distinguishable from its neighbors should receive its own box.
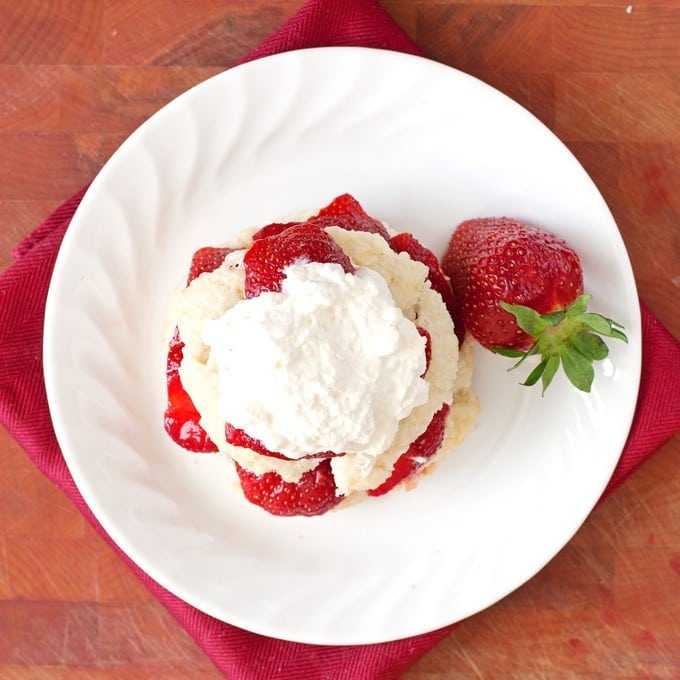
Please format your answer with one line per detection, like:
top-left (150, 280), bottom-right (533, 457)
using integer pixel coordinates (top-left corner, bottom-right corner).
top-left (1, 1), bottom-right (678, 678)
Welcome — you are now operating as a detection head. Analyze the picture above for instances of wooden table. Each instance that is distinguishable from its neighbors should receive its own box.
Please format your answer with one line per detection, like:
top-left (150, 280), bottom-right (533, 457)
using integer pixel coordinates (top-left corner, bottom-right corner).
top-left (1, 1), bottom-right (678, 677)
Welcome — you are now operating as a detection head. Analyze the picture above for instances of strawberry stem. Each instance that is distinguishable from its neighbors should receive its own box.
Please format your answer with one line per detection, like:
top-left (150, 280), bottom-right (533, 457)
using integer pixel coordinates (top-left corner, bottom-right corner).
top-left (493, 294), bottom-right (627, 394)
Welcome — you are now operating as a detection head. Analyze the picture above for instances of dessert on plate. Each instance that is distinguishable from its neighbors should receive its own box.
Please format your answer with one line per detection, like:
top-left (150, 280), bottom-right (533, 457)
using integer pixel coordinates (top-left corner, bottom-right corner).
top-left (164, 194), bottom-right (479, 516)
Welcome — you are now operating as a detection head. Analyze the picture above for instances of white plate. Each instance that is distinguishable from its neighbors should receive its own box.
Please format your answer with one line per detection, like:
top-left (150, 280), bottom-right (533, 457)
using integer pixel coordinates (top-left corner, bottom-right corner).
top-left (43, 47), bottom-right (641, 645)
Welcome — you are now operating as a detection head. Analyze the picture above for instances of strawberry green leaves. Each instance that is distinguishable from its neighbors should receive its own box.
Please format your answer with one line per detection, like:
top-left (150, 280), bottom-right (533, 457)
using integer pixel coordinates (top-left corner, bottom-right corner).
top-left (494, 295), bottom-right (627, 394)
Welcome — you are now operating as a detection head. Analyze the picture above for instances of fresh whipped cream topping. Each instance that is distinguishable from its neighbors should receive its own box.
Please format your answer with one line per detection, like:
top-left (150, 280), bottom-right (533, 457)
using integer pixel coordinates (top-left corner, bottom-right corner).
top-left (202, 261), bottom-right (429, 459)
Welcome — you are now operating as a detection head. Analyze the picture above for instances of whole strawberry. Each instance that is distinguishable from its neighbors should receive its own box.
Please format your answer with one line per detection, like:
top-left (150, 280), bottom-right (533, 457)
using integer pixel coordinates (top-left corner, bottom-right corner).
top-left (442, 217), bottom-right (627, 393)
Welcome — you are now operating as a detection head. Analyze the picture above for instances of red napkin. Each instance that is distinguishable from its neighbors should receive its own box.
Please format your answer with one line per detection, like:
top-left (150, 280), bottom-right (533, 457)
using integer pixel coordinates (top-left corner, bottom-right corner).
top-left (1, 1), bottom-right (679, 678)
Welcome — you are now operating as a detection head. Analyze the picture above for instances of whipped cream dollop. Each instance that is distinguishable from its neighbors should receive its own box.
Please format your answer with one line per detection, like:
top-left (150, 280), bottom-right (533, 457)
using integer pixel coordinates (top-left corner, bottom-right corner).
top-left (202, 261), bottom-right (429, 459)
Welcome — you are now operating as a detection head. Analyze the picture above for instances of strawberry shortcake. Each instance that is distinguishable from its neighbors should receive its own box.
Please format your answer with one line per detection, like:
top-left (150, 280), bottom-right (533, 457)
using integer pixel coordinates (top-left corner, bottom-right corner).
top-left (164, 194), bottom-right (478, 516)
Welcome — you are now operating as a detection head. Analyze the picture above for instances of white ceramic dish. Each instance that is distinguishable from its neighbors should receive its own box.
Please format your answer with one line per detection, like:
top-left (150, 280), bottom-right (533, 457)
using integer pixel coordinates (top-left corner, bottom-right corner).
top-left (43, 47), bottom-right (641, 645)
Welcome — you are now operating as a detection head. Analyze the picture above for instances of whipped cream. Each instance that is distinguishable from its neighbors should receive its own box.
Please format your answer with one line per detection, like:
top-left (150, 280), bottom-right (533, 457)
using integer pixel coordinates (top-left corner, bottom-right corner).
top-left (202, 261), bottom-right (429, 459)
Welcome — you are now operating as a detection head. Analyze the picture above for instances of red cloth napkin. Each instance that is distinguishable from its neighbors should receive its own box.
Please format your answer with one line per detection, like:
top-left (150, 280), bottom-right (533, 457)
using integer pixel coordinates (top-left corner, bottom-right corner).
top-left (1, 1), bottom-right (679, 678)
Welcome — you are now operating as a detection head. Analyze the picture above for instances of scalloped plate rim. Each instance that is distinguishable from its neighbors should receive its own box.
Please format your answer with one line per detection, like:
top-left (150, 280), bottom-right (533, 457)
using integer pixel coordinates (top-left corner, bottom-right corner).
top-left (43, 47), bottom-right (641, 645)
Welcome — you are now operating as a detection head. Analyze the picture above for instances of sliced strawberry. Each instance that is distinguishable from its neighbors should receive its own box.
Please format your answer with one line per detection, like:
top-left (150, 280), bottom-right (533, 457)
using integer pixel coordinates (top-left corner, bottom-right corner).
top-left (224, 423), bottom-right (342, 460)
top-left (187, 246), bottom-right (233, 285)
top-left (390, 232), bottom-right (465, 345)
top-left (225, 424), bottom-right (288, 459)
top-left (308, 193), bottom-right (390, 239)
top-left (164, 327), bottom-right (217, 453)
top-left (252, 194), bottom-right (390, 242)
top-left (243, 222), bottom-right (355, 298)
top-left (235, 459), bottom-right (343, 517)
top-left (416, 325), bottom-right (431, 376)
top-left (367, 403), bottom-right (449, 497)
top-left (251, 221), bottom-right (301, 241)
